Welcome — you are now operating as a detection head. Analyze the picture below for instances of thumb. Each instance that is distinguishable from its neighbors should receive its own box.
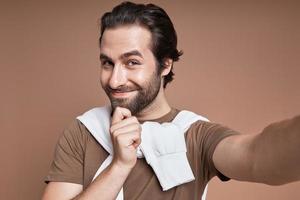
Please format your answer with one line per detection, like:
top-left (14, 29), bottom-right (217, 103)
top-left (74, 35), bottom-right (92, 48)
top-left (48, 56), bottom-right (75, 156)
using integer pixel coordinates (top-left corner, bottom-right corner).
top-left (111, 107), bottom-right (131, 125)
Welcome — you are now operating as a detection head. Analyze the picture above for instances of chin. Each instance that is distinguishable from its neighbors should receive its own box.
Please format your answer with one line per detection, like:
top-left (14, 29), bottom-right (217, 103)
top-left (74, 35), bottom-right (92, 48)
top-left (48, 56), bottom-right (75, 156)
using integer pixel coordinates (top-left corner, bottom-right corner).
top-left (111, 98), bottom-right (131, 110)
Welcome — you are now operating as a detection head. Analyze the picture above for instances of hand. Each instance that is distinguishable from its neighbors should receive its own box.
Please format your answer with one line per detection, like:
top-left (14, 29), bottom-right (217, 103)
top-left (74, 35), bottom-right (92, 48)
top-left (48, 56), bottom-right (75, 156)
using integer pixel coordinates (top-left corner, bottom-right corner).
top-left (110, 107), bottom-right (142, 169)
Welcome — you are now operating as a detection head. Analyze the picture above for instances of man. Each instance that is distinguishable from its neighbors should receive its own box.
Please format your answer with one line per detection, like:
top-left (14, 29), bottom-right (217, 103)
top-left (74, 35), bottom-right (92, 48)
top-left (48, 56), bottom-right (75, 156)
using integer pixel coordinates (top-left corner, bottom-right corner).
top-left (42, 2), bottom-right (300, 200)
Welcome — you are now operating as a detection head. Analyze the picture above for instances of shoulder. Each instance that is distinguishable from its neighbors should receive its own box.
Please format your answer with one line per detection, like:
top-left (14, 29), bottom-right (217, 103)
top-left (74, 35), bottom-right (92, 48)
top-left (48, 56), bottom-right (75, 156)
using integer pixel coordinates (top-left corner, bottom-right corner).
top-left (184, 118), bottom-right (240, 155)
top-left (65, 119), bottom-right (88, 135)
top-left (58, 118), bottom-right (96, 151)
top-left (186, 120), bottom-right (239, 142)
top-left (61, 106), bottom-right (111, 144)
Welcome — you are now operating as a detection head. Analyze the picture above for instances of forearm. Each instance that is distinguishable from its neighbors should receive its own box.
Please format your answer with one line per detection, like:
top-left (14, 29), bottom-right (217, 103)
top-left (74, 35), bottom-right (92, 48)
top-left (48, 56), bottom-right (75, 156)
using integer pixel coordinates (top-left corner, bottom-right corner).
top-left (251, 115), bottom-right (300, 185)
top-left (72, 163), bottom-right (132, 200)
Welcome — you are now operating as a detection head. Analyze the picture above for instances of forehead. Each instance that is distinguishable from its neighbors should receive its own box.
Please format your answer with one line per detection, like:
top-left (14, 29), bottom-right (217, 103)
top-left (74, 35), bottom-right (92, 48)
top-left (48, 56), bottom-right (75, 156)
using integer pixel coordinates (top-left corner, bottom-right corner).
top-left (100, 25), bottom-right (152, 57)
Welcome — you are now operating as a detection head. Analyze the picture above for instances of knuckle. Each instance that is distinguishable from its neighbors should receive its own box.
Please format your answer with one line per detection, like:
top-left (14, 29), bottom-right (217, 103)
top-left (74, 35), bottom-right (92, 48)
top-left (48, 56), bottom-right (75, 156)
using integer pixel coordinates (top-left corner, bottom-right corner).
top-left (127, 116), bottom-right (134, 122)
top-left (125, 108), bottom-right (131, 114)
top-left (132, 116), bottom-right (138, 122)
top-left (115, 106), bottom-right (121, 112)
top-left (112, 129), bottom-right (120, 137)
top-left (115, 129), bottom-right (121, 135)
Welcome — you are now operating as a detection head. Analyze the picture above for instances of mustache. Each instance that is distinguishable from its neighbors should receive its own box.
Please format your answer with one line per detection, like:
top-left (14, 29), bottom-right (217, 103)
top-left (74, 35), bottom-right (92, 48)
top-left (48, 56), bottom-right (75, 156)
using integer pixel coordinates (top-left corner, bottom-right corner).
top-left (105, 85), bottom-right (142, 93)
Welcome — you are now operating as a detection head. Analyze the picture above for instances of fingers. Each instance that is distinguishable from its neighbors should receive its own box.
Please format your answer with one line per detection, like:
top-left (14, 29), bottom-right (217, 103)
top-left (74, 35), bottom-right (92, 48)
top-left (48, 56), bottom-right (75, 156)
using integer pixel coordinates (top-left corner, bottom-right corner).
top-left (110, 122), bottom-right (141, 136)
top-left (111, 107), bottom-right (131, 125)
top-left (114, 131), bottom-right (141, 149)
top-left (110, 117), bottom-right (140, 134)
top-left (110, 121), bottom-right (141, 149)
top-left (109, 107), bottom-right (141, 167)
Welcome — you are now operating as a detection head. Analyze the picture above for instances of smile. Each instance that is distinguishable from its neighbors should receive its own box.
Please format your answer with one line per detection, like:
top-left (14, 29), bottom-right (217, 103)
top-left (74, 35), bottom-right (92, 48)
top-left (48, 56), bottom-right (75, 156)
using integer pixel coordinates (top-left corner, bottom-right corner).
top-left (111, 90), bottom-right (136, 98)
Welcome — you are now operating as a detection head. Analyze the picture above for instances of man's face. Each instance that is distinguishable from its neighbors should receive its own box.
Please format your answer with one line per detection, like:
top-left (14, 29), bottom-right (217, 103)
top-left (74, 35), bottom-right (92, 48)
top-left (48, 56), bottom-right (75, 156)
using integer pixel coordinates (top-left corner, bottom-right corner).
top-left (99, 25), bottom-right (162, 115)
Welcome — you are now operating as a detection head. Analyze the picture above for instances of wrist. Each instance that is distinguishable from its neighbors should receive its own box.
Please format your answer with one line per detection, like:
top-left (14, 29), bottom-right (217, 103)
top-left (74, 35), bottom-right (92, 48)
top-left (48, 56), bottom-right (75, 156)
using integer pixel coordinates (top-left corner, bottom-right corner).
top-left (109, 161), bottom-right (134, 178)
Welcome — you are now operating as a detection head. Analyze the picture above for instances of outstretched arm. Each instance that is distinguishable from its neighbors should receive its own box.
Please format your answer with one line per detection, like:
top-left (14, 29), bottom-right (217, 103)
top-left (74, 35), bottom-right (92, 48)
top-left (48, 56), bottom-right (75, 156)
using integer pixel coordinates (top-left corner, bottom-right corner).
top-left (213, 115), bottom-right (300, 185)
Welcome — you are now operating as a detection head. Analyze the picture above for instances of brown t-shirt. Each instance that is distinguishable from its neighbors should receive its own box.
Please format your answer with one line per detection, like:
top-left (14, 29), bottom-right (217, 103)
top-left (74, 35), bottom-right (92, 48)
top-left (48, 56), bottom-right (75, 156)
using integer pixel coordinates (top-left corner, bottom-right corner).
top-left (45, 108), bottom-right (238, 199)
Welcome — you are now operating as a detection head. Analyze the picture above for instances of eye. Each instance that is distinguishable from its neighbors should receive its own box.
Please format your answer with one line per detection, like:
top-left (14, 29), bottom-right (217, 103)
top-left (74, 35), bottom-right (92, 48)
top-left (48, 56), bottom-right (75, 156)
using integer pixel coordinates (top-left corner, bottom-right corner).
top-left (126, 59), bottom-right (141, 67)
top-left (101, 60), bottom-right (114, 69)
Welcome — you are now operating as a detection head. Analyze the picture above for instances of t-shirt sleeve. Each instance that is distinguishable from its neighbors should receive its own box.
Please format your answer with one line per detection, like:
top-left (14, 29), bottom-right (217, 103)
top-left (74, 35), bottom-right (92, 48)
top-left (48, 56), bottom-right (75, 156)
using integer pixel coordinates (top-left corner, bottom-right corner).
top-left (189, 121), bottom-right (240, 182)
top-left (45, 119), bottom-right (86, 185)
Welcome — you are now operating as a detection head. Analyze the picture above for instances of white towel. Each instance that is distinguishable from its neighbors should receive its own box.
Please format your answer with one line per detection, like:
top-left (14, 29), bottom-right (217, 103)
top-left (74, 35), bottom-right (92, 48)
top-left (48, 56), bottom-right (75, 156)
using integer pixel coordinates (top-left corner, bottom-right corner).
top-left (77, 106), bottom-right (209, 200)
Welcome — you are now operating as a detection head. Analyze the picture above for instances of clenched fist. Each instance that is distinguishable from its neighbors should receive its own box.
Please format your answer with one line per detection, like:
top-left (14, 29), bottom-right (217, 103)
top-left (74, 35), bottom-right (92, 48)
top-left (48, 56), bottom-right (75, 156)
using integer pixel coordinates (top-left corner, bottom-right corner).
top-left (110, 107), bottom-right (142, 169)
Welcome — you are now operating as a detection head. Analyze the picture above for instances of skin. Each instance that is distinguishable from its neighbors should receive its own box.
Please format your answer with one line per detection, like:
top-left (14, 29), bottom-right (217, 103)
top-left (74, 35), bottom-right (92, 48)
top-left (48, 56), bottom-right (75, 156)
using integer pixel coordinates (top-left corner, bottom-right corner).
top-left (100, 25), bottom-right (172, 119)
top-left (42, 25), bottom-right (173, 200)
top-left (42, 25), bottom-right (300, 200)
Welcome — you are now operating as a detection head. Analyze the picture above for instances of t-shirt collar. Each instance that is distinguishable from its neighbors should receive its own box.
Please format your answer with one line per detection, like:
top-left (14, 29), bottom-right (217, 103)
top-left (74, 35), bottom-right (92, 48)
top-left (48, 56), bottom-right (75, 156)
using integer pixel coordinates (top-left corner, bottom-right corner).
top-left (138, 108), bottom-right (179, 124)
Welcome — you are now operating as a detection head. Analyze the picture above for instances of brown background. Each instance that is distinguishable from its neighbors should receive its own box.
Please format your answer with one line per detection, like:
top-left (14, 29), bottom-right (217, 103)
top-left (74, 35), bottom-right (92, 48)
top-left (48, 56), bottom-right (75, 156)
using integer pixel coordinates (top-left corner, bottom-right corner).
top-left (1, 0), bottom-right (299, 199)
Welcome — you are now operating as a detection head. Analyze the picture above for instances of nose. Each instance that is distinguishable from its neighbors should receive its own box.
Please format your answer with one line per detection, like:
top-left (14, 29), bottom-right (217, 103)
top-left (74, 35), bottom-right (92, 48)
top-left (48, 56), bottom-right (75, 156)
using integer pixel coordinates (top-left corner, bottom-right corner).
top-left (108, 64), bottom-right (127, 89)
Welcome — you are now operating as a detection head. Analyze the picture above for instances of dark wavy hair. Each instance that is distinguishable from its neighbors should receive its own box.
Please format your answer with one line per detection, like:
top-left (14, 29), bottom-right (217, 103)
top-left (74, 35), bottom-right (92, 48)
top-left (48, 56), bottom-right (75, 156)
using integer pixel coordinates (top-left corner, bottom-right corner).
top-left (99, 1), bottom-right (182, 88)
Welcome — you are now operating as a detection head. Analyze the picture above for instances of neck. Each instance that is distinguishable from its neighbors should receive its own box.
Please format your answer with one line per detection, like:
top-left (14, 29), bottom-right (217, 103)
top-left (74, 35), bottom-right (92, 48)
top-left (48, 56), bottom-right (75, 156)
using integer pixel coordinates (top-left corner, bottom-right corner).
top-left (136, 89), bottom-right (171, 121)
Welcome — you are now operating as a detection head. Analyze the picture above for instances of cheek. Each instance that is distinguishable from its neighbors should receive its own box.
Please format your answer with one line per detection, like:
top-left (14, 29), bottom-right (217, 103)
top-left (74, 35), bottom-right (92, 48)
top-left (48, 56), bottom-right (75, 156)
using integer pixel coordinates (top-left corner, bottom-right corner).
top-left (129, 60), bottom-right (157, 84)
top-left (128, 70), bottom-right (150, 85)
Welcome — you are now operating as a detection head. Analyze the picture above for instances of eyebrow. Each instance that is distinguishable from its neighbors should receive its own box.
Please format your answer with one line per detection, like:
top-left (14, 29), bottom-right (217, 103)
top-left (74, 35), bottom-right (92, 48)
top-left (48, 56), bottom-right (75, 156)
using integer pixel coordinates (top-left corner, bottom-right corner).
top-left (99, 53), bottom-right (112, 61)
top-left (121, 50), bottom-right (143, 59)
top-left (100, 50), bottom-right (143, 61)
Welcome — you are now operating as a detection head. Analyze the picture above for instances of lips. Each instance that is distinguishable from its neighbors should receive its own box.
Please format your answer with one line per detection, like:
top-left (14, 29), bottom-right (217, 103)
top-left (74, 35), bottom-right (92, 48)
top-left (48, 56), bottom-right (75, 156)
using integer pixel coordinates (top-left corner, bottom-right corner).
top-left (111, 90), bottom-right (136, 98)
top-left (105, 85), bottom-right (141, 99)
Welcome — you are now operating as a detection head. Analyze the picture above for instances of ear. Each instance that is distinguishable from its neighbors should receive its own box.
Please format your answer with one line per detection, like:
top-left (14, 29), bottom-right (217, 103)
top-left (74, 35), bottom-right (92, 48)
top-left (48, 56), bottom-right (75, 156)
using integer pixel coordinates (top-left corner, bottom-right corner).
top-left (161, 58), bottom-right (173, 77)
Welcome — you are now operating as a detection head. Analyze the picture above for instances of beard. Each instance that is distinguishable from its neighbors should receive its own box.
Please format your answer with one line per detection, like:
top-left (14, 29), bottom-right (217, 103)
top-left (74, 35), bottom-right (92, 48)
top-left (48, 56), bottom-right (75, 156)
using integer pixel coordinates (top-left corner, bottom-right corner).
top-left (103, 71), bottom-right (161, 115)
